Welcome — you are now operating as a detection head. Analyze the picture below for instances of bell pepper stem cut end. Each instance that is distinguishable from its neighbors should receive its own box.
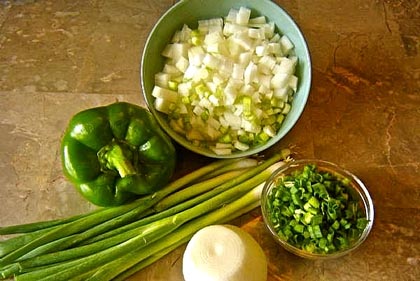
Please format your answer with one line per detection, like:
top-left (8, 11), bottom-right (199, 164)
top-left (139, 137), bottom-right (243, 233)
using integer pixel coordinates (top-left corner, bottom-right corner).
top-left (97, 141), bottom-right (137, 178)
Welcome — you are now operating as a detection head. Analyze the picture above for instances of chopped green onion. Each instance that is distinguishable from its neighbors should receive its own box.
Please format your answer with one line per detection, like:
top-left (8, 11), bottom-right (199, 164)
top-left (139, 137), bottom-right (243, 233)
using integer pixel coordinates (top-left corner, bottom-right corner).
top-left (265, 163), bottom-right (369, 254)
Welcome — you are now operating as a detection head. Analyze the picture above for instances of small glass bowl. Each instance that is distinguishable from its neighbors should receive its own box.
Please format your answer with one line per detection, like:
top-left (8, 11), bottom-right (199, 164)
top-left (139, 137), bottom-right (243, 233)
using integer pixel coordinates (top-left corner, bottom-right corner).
top-left (261, 159), bottom-right (374, 259)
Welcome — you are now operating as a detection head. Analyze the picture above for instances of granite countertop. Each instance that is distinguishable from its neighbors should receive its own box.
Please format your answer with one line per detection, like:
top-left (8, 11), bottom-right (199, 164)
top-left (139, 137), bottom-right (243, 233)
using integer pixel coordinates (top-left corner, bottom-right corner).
top-left (0, 1), bottom-right (419, 280)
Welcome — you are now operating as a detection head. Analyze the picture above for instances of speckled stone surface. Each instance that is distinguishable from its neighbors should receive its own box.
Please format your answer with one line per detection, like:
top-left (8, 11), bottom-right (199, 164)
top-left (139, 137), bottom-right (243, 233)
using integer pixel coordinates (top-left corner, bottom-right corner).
top-left (0, 1), bottom-right (419, 280)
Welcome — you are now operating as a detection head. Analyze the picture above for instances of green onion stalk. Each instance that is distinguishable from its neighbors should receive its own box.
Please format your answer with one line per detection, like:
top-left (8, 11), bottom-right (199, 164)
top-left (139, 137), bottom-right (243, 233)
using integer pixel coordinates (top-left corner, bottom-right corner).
top-left (0, 150), bottom-right (291, 280)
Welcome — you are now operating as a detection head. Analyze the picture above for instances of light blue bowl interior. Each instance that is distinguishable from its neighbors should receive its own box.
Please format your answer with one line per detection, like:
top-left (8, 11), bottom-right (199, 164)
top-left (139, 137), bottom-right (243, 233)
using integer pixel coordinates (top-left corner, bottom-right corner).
top-left (141, 0), bottom-right (311, 158)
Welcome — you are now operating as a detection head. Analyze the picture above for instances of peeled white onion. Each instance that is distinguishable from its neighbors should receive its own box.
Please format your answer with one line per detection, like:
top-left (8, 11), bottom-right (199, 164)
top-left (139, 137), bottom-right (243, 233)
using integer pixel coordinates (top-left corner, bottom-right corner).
top-left (182, 224), bottom-right (267, 281)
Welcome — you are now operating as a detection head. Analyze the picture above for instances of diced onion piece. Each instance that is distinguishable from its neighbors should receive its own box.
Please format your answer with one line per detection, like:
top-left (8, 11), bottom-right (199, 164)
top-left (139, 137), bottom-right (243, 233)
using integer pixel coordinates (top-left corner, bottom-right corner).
top-left (271, 73), bottom-right (290, 89)
top-left (152, 86), bottom-right (178, 102)
top-left (248, 28), bottom-right (265, 40)
top-left (198, 18), bottom-right (224, 33)
top-left (162, 43), bottom-right (189, 60)
top-left (163, 64), bottom-right (181, 75)
top-left (273, 87), bottom-right (289, 101)
top-left (203, 53), bottom-right (220, 69)
top-left (234, 141), bottom-right (250, 151)
top-left (211, 146), bottom-right (232, 155)
top-left (244, 62), bottom-right (258, 84)
top-left (175, 57), bottom-right (189, 73)
top-left (263, 125), bottom-right (277, 137)
top-left (233, 32), bottom-right (253, 51)
top-left (236, 7), bottom-right (251, 25)
top-left (249, 16), bottom-right (267, 25)
top-left (282, 103), bottom-right (291, 114)
top-left (275, 57), bottom-right (297, 74)
top-left (280, 35), bottom-right (294, 55)
top-left (288, 75), bottom-right (299, 92)
top-left (188, 46), bottom-right (205, 66)
top-left (154, 72), bottom-right (171, 88)
top-left (154, 97), bottom-right (172, 114)
top-left (226, 8), bottom-right (238, 23)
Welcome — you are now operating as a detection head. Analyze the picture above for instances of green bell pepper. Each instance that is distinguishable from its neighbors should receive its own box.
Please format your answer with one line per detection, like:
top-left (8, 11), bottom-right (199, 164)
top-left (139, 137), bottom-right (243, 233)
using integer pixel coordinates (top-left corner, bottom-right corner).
top-left (61, 102), bottom-right (176, 206)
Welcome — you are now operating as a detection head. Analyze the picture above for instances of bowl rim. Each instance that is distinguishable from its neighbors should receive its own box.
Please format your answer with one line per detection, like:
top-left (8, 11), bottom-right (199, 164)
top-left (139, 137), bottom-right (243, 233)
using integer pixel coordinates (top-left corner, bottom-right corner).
top-left (261, 159), bottom-right (375, 259)
top-left (140, 0), bottom-right (312, 158)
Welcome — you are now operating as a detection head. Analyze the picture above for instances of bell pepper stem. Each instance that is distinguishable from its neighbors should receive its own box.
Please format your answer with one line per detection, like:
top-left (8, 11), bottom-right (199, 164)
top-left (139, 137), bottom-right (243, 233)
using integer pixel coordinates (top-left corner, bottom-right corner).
top-left (98, 141), bottom-right (136, 178)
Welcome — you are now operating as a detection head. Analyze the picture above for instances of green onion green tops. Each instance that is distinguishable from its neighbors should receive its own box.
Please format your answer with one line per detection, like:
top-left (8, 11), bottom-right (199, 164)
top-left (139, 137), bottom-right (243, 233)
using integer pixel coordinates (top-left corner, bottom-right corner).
top-left (265, 164), bottom-right (369, 254)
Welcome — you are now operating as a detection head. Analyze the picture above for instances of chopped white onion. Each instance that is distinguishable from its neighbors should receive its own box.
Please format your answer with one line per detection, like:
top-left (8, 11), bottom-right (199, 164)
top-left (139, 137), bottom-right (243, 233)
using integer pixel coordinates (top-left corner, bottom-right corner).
top-left (152, 7), bottom-right (298, 155)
